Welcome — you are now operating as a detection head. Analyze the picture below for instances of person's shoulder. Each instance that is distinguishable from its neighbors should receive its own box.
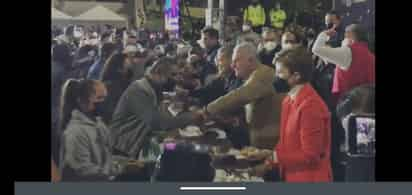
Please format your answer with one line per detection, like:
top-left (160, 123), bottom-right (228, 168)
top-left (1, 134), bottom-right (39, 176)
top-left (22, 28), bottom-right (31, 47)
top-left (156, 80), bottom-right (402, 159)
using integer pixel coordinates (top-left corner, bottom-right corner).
top-left (247, 64), bottom-right (275, 84)
top-left (298, 85), bottom-right (330, 114)
top-left (63, 121), bottom-right (90, 140)
top-left (257, 64), bottom-right (275, 75)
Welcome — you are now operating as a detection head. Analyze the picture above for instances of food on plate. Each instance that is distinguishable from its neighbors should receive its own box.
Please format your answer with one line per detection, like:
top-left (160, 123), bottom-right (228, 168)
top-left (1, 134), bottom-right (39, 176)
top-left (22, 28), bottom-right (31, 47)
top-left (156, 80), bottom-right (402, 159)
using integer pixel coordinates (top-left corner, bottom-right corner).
top-left (239, 147), bottom-right (260, 157)
top-left (179, 125), bottom-right (203, 137)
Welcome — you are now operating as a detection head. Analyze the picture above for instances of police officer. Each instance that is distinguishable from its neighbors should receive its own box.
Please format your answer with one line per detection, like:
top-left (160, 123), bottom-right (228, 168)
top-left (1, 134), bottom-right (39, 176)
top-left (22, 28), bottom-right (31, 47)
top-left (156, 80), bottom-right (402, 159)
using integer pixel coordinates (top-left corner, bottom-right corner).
top-left (269, 2), bottom-right (287, 31)
top-left (243, 0), bottom-right (266, 34)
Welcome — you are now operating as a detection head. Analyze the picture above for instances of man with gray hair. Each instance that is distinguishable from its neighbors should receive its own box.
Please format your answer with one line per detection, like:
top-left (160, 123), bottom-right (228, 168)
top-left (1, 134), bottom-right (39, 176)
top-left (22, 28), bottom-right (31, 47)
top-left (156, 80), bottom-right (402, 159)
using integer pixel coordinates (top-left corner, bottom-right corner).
top-left (110, 57), bottom-right (203, 159)
top-left (200, 42), bottom-right (285, 149)
top-left (312, 23), bottom-right (375, 100)
top-left (312, 23), bottom-right (375, 181)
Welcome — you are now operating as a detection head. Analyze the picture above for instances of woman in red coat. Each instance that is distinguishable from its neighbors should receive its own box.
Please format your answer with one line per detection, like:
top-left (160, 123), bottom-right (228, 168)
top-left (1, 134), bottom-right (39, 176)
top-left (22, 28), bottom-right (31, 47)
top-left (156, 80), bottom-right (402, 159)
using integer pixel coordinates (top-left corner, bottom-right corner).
top-left (252, 47), bottom-right (333, 182)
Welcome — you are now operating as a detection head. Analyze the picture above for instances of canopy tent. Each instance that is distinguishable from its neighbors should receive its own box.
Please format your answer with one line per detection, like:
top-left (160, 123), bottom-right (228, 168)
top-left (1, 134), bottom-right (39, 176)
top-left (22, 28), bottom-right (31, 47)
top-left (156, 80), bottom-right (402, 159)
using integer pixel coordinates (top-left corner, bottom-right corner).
top-left (52, 8), bottom-right (73, 26)
top-left (72, 5), bottom-right (127, 28)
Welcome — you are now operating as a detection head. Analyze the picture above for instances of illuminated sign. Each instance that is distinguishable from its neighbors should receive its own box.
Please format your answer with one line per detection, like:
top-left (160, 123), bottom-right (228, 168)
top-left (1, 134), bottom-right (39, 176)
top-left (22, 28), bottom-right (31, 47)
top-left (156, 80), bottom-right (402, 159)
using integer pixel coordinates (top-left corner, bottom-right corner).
top-left (164, 0), bottom-right (179, 33)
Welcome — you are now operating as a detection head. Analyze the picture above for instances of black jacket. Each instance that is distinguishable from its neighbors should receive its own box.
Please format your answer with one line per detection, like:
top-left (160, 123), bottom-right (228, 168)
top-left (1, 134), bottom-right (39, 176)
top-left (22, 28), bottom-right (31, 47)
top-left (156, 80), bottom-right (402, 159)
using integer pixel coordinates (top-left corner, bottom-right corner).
top-left (258, 45), bottom-right (281, 66)
top-left (101, 79), bottom-right (132, 124)
top-left (190, 77), bottom-right (226, 106)
top-left (190, 72), bottom-right (241, 106)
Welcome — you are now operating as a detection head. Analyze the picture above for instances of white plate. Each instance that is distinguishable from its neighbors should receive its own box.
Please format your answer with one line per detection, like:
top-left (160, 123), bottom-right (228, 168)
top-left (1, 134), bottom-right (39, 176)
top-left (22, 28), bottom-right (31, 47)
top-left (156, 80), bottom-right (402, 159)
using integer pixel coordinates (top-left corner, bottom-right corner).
top-left (168, 104), bottom-right (183, 116)
top-left (179, 126), bottom-right (203, 137)
top-left (206, 128), bottom-right (226, 139)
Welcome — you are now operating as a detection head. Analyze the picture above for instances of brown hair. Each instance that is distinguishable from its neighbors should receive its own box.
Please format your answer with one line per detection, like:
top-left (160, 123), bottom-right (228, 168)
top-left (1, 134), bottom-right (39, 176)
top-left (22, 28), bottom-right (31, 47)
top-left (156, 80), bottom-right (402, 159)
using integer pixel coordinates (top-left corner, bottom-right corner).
top-left (274, 47), bottom-right (313, 83)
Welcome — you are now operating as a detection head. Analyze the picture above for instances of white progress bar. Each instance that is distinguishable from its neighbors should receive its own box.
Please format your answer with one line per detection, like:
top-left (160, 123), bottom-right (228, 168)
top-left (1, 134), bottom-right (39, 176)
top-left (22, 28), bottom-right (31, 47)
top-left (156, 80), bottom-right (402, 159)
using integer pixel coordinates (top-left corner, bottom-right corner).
top-left (180, 187), bottom-right (246, 191)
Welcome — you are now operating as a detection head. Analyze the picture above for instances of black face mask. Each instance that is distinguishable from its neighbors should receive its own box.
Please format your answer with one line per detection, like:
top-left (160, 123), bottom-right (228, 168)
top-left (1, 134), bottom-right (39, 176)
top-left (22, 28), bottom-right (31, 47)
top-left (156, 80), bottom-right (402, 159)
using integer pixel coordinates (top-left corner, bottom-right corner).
top-left (273, 77), bottom-right (291, 93)
top-left (252, 1), bottom-right (259, 6)
top-left (162, 77), bottom-right (177, 92)
top-left (307, 32), bottom-right (316, 39)
top-left (326, 23), bottom-right (334, 29)
top-left (90, 101), bottom-right (106, 118)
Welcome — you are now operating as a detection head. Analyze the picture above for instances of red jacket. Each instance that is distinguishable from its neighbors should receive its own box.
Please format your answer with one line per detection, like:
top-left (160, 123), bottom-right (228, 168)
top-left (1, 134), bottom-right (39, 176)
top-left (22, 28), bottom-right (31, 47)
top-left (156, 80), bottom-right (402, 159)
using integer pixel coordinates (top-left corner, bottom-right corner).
top-left (271, 84), bottom-right (333, 182)
top-left (332, 42), bottom-right (375, 99)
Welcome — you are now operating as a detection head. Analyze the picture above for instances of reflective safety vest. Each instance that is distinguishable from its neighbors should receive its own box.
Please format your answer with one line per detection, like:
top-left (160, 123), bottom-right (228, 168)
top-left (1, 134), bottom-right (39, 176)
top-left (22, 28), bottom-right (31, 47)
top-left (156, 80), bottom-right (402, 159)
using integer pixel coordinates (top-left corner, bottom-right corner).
top-left (270, 9), bottom-right (287, 29)
top-left (243, 5), bottom-right (266, 27)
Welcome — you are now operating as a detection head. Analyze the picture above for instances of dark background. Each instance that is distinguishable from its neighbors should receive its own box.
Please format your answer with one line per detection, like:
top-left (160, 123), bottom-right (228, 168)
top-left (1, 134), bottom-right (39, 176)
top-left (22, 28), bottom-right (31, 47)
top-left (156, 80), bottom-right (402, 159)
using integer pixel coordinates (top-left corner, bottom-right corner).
top-left (6, 0), bottom-right (411, 183)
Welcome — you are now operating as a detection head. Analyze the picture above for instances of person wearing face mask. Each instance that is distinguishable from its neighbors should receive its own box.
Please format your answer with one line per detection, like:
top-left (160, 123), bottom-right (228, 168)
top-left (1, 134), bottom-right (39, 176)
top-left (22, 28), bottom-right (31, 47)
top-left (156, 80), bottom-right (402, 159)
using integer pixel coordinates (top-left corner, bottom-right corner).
top-left (269, 2), bottom-right (287, 30)
top-left (324, 10), bottom-right (345, 48)
top-left (281, 31), bottom-right (302, 51)
top-left (184, 47), bottom-right (236, 106)
top-left (250, 48), bottom-right (332, 182)
top-left (312, 23), bottom-right (375, 102)
top-left (258, 29), bottom-right (282, 66)
top-left (305, 28), bottom-right (317, 53)
top-left (110, 57), bottom-right (204, 160)
top-left (311, 11), bottom-right (342, 110)
top-left (243, 0), bottom-right (266, 34)
top-left (59, 79), bottom-right (144, 181)
top-left (312, 23), bottom-right (375, 182)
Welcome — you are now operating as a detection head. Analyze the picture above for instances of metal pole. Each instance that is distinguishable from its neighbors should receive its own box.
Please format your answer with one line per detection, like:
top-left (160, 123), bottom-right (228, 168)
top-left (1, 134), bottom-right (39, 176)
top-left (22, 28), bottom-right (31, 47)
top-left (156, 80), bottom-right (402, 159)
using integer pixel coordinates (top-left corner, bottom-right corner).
top-left (206, 0), bottom-right (214, 26)
top-left (219, 0), bottom-right (225, 44)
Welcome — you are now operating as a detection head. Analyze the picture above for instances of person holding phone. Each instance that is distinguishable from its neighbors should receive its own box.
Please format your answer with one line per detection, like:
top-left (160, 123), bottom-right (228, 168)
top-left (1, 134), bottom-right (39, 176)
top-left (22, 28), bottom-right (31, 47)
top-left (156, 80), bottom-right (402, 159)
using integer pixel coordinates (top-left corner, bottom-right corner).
top-left (324, 10), bottom-right (345, 48)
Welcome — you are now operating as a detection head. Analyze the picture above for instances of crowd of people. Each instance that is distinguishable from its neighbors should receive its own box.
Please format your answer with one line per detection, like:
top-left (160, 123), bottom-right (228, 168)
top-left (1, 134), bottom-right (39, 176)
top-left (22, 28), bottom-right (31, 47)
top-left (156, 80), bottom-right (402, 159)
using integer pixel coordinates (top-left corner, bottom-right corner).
top-left (51, 7), bottom-right (375, 182)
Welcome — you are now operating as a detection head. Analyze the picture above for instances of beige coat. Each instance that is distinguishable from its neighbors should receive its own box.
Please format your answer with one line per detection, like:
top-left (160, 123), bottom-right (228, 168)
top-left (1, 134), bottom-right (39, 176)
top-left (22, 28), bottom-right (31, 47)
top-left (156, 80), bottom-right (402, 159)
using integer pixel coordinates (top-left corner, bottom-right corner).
top-left (206, 64), bottom-right (285, 149)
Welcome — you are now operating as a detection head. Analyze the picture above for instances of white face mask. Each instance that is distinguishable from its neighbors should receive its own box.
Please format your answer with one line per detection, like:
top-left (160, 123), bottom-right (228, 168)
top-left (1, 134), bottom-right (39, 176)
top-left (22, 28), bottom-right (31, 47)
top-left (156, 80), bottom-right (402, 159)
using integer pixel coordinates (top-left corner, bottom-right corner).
top-left (282, 43), bottom-right (295, 50)
top-left (88, 50), bottom-right (96, 58)
top-left (73, 30), bottom-right (83, 39)
top-left (88, 38), bottom-right (99, 46)
top-left (341, 38), bottom-right (354, 48)
top-left (263, 41), bottom-right (278, 51)
top-left (242, 25), bottom-right (251, 32)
